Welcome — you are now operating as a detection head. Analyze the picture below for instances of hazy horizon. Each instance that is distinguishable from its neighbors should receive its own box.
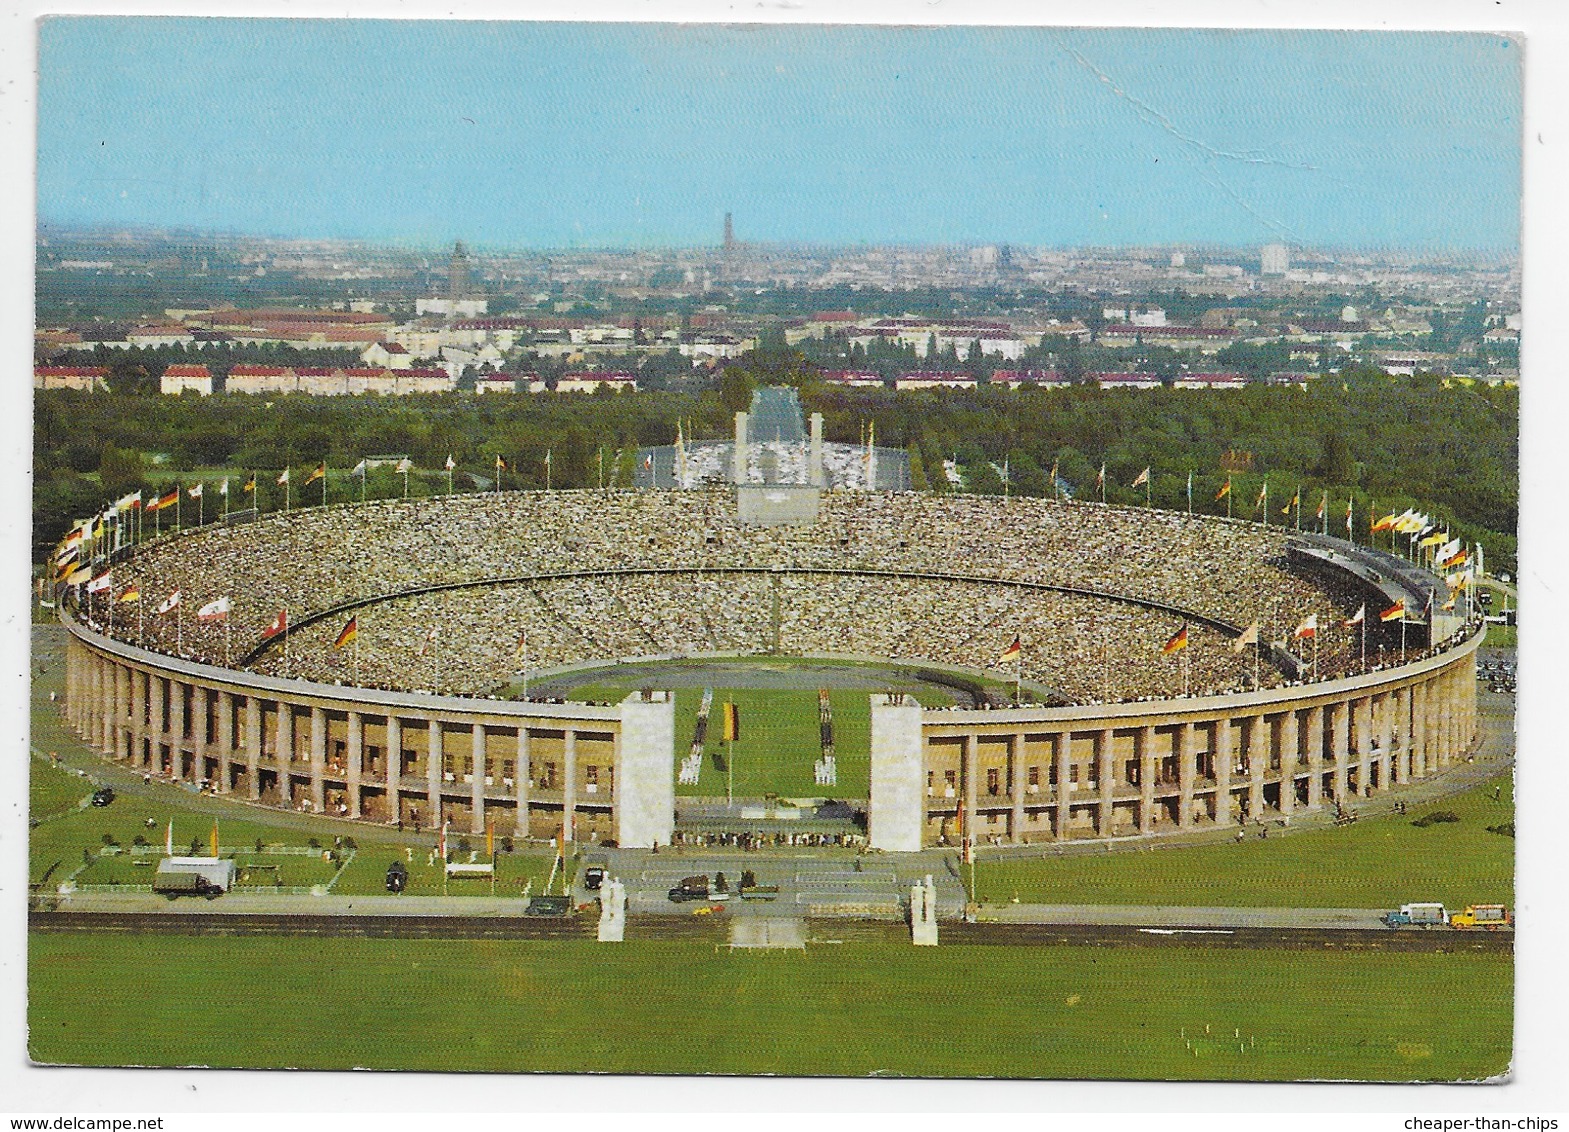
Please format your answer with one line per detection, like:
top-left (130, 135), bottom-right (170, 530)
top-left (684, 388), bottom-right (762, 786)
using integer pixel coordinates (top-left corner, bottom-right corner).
top-left (38, 21), bottom-right (1522, 254)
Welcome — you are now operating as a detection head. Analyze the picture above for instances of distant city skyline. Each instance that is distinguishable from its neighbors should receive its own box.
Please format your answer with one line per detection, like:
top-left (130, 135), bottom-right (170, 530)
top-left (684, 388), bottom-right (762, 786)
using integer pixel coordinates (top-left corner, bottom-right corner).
top-left (38, 21), bottom-right (1522, 253)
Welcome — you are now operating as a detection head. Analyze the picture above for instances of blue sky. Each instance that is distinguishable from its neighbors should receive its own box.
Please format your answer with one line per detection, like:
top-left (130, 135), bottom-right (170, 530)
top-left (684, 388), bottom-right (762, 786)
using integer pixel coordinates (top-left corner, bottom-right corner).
top-left (36, 20), bottom-right (1521, 252)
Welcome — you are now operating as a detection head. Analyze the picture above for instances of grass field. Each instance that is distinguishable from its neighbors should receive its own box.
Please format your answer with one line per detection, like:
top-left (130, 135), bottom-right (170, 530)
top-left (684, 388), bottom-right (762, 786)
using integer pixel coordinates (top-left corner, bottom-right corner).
top-left (567, 684), bottom-right (881, 798)
top-left (976, 774), bottom-right (1515, 909)
top-left (28, 757), bottom-right (557, 897)
top-left (30, 756), bottom-right (94, 819)
top-left (27, 932), bottom-right (1512, 1081)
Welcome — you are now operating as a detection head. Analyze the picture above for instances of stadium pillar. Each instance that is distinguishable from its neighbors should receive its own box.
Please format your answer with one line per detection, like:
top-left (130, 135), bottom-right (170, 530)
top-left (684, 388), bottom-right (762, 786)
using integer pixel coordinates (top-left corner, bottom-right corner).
top-left (1374, 694), bottom-right (1393, 793)
top-left (168, 679), bottom-right (186, 779)
top-left (1305, 705), bottom-right (1324, 810)
top-left (1246, 715), bottom-right (1266, 819)
top-left (385, 715), bottom-right (402, 824)
top-left (1391, 686), bottom-right (1410, 786)
top-left (1329, 701), bottom-right (1350, 802)
top-left (275, 702), bottom-right (294, 806)
top-left (1213, 717), bottom-right (1234, 827)
top-left (309, 706), bottom-right (327, 814)
top-left (1177, 723), bottom-right (1195, 829)
top-left (1354, 696), bottom-right (1373, 797)
top-left (98, 655), bottom-right (113, 755)
top-left (1277, 712), bottom-right (1296, 818)
top-left (191, 685), bottom-right (208, 782)
top-left (244, 695), bottom-right (262, 800)
top-left (733, 411), bottom-right (749, 484)
top-left (112, 664), bottom-right (128, 760)
top-left (562, 729), bottom-right (578, 846)
top-left (962, 734), bottom-right (978, 847)
top-left (809, 412), bottom-right (824, 487)
top-left (1053, 733), bottom-right (1072, 840)
top-left (1412, 681), bottom-right (1437, 778)
top-left (346, 710), bottom-right (363, 820)
top-left (1097, 728), bottom-right (1116, 836)
top-left (1445, 671), bottom-right (1462, 766)
top-left (131, 668), bottom-right (148, 769)
top-left (426, 718), bottom-right (443, 827)
top-left (470, 722), bottom-right (487, 835)
top-left (1137, 725), bottom-right (1156, 834)
top-left (515, 727), bottom-right (532, 838)
top-left (1009, 734), bottom-right (1026, 844)
top-left (216, 690), bottom-right (234, 792)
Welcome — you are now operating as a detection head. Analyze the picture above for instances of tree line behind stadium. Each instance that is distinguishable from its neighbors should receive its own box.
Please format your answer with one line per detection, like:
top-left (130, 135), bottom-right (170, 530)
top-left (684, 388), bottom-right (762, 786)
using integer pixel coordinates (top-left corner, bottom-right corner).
top-left (33, 367), bottom-right (1517, 573)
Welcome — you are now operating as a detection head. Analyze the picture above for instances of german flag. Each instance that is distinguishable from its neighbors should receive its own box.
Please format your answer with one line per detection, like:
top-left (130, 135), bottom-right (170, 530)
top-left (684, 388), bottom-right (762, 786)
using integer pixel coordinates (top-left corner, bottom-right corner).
top-left (998, 635), bottom-right (1021, 665)
top-left (304, 462), bottom-right (326, 486)
top-left (1161, 625), bottom-right (1189, 655)
top-left (1214, 478), bottom-right (1231, 501)
top-left (721, 701), bottom-right (741, 742)
top-left (333, 615), bottom-right (357, 650)
top-left (148, 489), bottom-right (179, 513)
top-left (1379, 601), bottom-right (1406, 623)
top-left (243, 474), bottom-right (257, 494)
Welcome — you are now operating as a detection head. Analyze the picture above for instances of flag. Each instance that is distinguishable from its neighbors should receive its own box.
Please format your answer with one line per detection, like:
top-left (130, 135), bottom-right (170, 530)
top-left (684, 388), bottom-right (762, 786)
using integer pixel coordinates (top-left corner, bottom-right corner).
top-left (350, 459), bottom-right (367, 477)
top-left (55, 556), bottom-right (81, 582)
top-left (148, 490), bottom-right (178, 513)
top-left (187, 482), bottom-right (203, 499)
top-left (210, 821), bottom-right (219, 858)
top-left (86, 570), bottom-right (113, 594)
top-left (1379, 601), bottom-right (1406, 622)
top-left (156, 591), bottom-right (181, 615)
top-left (1446, 568), bottom-right (1473, 589)
top-left (1420, 529), bottom-right (1448, 548)
top-left (445, 455), bottom-right (456, 471)
top-left (1343, 604), bottom-right (1366, 628)
top-left (1441, 594), bottom-right (1457, 611)
top-left (643, 454), bottom-right (652, 471)
top-left (439, 820), bottom-right (448, 863)
top-left (304, 462), bottom-right (325, 486)
top-left (514, 629), bottom-right (528, 659)
top-left (721, 701), bottom-right (741, 742)
top-left (1215, 478), bottom-right (1231, 501)
top-left (276, 468), bottom-right (289, 486)
top-left (243, 475), bottom-right (256, 494)
top-left (998, 635), bottom-right (1021, 665)
top-left (1371, 512), bottom-right (1398, 533)
top-left (197, 596), bottom-right (231, 622)
top-left (1131, 466), bottom-right (1150, 488)
top-left (1440, 547), bottom-right (1468, 570)
top-left (1095, 463), bottom-right (1106, 488)
top-left (54, 544), bottom-right (79, 567)
top-left (119, 586), bottom-right (140, 604)
top-left (1161, 625), bottom-right (1189, 655)
top-left (115, 490), bottom-right (142, 511)
top-left (1316, 492), bottom-right (1327, 520)
top-left (1281, 488), bottom-right (1299, 516)
top-left (1293, 614), bottom-right (1318, 639)
top-left (494, 454), bottom-right (506, 472)
top-left (333, 616), bottom-right (358, 650)
top-left (64, 566), bottom-right (92, 586)
top-left (544, 450), bottom-right (553, 467)
top-left (1345, 497), bottom-right (1354, 532)
top-left (486, 820), bottom-right (494, 859)
top-left (395, 457), bottom-right (413, 474)
top-left (63, 525), bottom-right (84, 548)
top-left (165, 819), bottom-right (174, 857)
top-left (1255, 483), bottom-right (1268, 508)
top-left (261, 608), bottom-right (288, 639)
top-left (218, 478), bottom-right (229, 497)
top-left (418, 625), bottom-right (440, 656)
top-left (1231, 621), bottom-right (1259, 654)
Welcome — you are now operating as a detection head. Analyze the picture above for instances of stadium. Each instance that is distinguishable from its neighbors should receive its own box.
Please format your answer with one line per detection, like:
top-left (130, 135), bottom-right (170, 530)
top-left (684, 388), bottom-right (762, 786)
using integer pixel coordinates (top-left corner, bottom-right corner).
top-left (59, 391), bottom-right (1483, 854)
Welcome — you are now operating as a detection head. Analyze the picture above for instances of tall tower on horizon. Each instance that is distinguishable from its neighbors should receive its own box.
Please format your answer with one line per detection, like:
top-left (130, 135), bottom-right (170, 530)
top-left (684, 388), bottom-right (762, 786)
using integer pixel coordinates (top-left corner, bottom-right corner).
top-left (723, 212), bottom-right (734, 252)
top-left (447, 240), bottom-right (473, 305)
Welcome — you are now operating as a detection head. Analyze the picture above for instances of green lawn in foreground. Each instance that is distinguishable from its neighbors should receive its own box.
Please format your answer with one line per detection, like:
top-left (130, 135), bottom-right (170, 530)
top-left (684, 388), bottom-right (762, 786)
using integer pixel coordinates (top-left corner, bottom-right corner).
top-left (30, 757), bottom-right (94, 819)
top-left (1485, 623), bottom-right (1517, 649)
top-left (28, 932), bottom-right (1511, 1081)
top-left (976, 775), bottom-right (1515, 909)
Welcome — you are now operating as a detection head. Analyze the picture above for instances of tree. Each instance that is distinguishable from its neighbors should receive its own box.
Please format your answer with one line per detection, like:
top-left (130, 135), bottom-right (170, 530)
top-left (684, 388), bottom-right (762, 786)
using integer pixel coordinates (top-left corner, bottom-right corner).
top-left (96, 443), bottom-right (146, 498)
top-left (1318, 431), bottom-right (1356, 485)
top-left (907, 444), bottom-right (929, 491)
top-left (717, 369), bottom-right (755, 416)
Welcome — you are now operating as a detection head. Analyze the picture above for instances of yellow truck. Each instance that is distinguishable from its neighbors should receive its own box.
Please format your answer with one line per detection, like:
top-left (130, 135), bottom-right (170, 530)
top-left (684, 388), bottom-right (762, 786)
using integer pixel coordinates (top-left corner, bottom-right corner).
top-left (1448, 904), bottom-right (1512, 930)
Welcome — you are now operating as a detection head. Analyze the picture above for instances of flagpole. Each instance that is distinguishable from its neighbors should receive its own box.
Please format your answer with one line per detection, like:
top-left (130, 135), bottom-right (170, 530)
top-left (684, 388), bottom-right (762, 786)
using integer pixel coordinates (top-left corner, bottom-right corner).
top-left (197, 487), bottom-right (203, 529)
top-left (1186, 471), bottom-right (1192, 516)
top-left (1015, 639), bottom-right (1023, 705)
top-left (1361, 616), bottom-right (1366, 674)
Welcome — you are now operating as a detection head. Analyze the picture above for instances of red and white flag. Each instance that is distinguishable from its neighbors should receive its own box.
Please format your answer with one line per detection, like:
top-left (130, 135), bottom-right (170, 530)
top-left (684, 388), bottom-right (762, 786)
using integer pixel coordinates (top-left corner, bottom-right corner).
top-left (418, 625), bottom-right (440, 656)
top-left (1343, 604), bottom-right (1366, 628)
top-left (261, 608), bottom-right (288, 639)
top-left (1293, 613), bottom-right (1318, 640)
top-left (197, 596), bottom-right (232, 622)
top-left (85, 570), bottom-right (114, 594)
top-left (156, 591), bottom-right (181, 615)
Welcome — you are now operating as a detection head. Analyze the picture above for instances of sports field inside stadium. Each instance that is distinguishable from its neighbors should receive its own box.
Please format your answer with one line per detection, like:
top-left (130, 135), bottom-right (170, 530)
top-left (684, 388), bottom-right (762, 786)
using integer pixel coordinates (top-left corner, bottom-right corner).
top-left (27, 932), bottom-right (1511, 1080)
top-left (546, 655), bottom-right (993, 799)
